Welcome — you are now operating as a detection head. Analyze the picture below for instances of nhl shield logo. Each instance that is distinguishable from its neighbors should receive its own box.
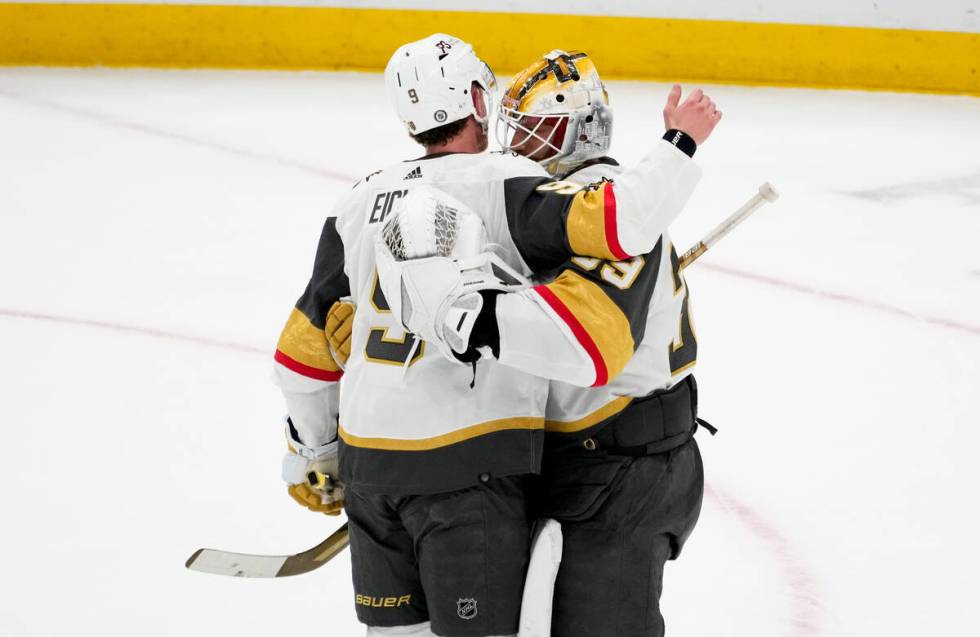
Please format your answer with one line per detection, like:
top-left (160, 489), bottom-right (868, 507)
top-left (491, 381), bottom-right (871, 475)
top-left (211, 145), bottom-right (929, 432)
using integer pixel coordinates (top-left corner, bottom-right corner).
top-left (457, 598), bottom-right (477, 620)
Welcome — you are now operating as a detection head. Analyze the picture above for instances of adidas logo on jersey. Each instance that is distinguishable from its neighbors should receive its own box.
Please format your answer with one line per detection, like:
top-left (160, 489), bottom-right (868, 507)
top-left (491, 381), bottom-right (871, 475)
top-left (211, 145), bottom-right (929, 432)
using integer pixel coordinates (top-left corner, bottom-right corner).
top-left (403, 166), bottom-right (423, 180)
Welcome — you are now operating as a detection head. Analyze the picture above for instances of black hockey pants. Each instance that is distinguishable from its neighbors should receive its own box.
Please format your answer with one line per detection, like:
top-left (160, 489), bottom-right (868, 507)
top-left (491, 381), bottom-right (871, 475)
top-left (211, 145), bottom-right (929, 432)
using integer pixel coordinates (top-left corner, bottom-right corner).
top-left (533, 376), bottom-right (706, 636)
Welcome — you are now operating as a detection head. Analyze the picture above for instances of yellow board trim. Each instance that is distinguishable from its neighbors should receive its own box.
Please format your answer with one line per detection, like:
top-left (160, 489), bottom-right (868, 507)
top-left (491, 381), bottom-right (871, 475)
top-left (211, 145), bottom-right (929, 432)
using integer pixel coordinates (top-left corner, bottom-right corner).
top-left (0, 5), bottom-right (977, 94)
top-left (339, 416), bottom-right (544, 451)
top-left (277, 307), bottom-right (341, 373)
top-left (545, 396), bottom-right (633, 434)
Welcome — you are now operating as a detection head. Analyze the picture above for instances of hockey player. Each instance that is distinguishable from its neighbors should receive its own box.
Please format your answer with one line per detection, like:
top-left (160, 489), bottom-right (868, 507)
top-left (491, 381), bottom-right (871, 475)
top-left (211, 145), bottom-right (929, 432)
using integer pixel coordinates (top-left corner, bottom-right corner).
top-left (376, 50), bottom-right (716, 635)
top-left (495, 50), bottom-right (709, 636)
top-left (273, 35), bottom-right (715, 636)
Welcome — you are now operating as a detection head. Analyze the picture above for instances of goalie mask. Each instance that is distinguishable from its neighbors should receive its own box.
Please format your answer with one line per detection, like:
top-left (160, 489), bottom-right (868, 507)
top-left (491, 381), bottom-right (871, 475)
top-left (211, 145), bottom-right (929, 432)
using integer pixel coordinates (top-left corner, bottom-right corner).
top-left (375, 186), bottom-right (528, 363)
top-left (496, 50), bottom-right (613, 176)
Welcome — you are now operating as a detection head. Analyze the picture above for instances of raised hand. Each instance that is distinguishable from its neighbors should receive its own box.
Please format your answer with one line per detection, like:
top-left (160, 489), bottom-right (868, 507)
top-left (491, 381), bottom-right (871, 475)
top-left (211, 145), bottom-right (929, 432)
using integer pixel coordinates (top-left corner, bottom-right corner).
top-left (662, 84), bottom-right (722, 146)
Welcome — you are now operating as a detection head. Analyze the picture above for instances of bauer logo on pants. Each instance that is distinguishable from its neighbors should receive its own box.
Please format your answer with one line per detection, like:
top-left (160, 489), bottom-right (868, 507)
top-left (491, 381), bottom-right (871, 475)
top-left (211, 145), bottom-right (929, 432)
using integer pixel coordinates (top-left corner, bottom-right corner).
top-left (355, 594), bottom-right (412, 608)
top-left (457, 598), bottom-right (477, 620)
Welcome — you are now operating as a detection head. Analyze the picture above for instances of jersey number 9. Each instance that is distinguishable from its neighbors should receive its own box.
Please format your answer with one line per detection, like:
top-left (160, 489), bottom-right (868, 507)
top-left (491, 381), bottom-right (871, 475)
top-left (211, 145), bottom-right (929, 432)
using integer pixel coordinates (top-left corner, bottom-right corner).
top-left (364, 271), bottom-right (425, 366)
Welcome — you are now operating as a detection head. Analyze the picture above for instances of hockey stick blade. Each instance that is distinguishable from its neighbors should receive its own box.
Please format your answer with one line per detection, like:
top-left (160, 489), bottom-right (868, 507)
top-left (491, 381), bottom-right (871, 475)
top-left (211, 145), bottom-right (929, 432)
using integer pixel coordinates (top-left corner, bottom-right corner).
top-left (185, 522), bottom-right (350, 578)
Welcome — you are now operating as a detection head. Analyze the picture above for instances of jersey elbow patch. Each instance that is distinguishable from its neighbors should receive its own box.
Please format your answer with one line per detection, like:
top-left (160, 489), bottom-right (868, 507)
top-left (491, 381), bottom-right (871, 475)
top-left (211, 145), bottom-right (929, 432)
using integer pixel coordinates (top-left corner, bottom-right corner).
top-left (275, 308), bottom-right (343, 382)
top-left (533, 271), bottom-right (634, 386)
top-left (566, 181), bottom-right (630, 262)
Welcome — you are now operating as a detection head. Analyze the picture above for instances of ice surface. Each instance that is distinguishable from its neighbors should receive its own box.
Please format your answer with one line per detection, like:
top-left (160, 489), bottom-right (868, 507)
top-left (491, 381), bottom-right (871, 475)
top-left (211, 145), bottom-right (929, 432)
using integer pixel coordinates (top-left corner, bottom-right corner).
top-left (1, 68), bottom-right (978, 636)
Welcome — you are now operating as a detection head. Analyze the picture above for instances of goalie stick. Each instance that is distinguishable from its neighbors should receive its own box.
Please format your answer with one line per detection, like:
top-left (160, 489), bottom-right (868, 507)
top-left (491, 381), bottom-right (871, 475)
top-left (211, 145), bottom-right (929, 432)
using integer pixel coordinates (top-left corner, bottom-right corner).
top-left (185, 523), bottom-right (349, 578)
top-left (678, 182), bottom-right (779, 270)
top-left (186, 183), bottom-right (778, 580)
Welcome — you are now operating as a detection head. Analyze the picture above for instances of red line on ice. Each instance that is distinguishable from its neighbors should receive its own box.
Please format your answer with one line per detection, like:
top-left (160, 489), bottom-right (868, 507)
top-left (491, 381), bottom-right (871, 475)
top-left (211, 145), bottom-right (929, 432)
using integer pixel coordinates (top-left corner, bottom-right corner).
top-left (3, 85), bottom-right (977, 337)
top-left (17, 82), bottom-right (980, 631)
top-left (706, 484), bottom-right (822, 635)
top-left (0, 87), bottom-right (350, 183)
top-left (2, 306), bottom-right (822, 631)
top-left (700, 262), bottom-right (980, 336)
top-left (0, 308), bottom-right (266, 355)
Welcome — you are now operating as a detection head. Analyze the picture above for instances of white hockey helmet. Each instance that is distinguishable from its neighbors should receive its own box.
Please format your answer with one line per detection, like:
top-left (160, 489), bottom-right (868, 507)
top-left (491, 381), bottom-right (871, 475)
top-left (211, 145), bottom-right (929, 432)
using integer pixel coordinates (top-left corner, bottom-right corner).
top-left (384, 34), bottom-right (497, 136)
top-left (496, 49), bottom-right (613, 176)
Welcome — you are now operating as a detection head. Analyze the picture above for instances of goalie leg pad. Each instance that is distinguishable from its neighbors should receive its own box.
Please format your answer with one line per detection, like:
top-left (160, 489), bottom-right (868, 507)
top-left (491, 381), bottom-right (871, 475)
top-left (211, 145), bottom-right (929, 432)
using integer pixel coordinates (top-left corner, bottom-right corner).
top-left (518, 518), bottom-right (563, 637)
top-left (366, 622), bottom-right (438, 636)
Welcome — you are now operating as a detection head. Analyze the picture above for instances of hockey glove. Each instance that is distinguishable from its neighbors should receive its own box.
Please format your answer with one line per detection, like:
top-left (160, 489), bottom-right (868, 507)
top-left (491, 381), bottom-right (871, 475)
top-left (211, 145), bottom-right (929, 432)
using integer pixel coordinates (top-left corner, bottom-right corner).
top-left (325, 299), bottom-right (355, 368)
top-left (372, 184), bottom-right (530, 364)
top-left (282, 417), bottom-right (344, 516)
top-left (376, 247), bottom-right (527, 364)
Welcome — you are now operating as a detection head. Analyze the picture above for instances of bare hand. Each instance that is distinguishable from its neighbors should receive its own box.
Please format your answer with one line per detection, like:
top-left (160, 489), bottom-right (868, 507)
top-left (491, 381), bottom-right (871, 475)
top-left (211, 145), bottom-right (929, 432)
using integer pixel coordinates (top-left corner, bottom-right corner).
top-left (662, 84), bottom-right (722, 146)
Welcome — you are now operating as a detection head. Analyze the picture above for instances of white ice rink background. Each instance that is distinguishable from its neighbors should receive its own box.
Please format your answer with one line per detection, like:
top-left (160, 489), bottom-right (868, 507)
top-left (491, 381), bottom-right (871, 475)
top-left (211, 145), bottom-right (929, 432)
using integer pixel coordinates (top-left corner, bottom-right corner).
top-left (1, 68), bottom-right (978, 635)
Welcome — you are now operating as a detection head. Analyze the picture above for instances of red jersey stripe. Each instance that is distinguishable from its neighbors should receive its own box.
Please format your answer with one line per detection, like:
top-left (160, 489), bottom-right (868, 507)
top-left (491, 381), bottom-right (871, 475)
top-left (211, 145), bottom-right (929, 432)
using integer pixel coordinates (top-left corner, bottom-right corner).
top-left (533, 286), bottom-right (609, 387)
top-left (274, 349), bottom-right (343, 382)
top-left (603, 182), bottom-right (630, 261)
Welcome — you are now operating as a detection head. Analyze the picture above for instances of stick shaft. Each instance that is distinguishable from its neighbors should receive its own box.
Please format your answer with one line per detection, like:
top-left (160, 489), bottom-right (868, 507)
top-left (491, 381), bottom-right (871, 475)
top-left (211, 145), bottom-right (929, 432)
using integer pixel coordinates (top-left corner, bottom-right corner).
top-left (679, 183), bottom-right (778, 271)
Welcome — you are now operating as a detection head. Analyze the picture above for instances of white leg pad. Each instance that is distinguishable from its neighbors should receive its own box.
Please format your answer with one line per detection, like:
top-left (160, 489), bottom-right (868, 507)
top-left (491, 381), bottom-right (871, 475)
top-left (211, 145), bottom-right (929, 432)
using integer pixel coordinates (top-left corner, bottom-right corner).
top-left (366, 622), bottom-right (515, 637)
top-left (518, 518), bottom-right (563, 637)
top-left (367, 622), bottom-right (437, 636)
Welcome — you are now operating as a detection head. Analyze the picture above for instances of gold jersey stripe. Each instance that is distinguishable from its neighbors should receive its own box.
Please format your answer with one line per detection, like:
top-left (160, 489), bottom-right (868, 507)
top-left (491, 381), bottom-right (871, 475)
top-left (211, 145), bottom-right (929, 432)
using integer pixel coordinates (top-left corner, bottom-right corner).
top-left (276, 307), bottom-right (341, 374)
top-left (542, 270), bottom-right (635, 382)
top-left (339, 417), bottom-right (544, 451)
top-left (544, 396), bottom-right (634, 434)
top-left (565, 186), bottom-right (619, 262)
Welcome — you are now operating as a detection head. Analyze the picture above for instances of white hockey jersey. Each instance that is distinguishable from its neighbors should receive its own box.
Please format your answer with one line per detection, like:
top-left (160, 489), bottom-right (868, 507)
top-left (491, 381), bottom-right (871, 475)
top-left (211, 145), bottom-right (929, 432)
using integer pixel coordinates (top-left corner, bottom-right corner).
top-left (541, 159), bottom-right (698, 436)
top-left (273, 142), bottom-right (701, 494)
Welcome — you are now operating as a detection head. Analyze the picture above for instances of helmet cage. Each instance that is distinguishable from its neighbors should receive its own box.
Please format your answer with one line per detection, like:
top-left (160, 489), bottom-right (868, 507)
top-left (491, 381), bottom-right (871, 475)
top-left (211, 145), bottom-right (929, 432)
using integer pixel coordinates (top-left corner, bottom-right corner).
top-left (496, 98), bottom-right (612, 175)
top-left (495, 104), bottom-right (571, 164)
top-left (495, 49), bottom-right (612, 175)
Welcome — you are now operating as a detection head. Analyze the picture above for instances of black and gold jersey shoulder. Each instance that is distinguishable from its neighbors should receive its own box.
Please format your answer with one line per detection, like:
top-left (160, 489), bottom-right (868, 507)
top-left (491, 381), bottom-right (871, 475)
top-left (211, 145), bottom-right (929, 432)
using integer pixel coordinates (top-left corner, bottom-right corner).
top-left (274, 216), bottom-right (350, 381)
top-left (530, 238), bottom-right (662, 386)
top-left (502, 169), bottom-right (631, 273)
top-left (500, 155), bottom-right (660, 385)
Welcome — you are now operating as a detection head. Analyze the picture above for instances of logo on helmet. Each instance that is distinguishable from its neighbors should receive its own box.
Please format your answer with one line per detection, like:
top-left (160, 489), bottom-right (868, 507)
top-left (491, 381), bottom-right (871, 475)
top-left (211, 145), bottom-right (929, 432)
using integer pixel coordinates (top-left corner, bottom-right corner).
top-left (457, 598), bottom-right (477, 620)
top-left (435, 40), bottom-right (453, 60)
top-left (434, 110), bottom-right (448, 123)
